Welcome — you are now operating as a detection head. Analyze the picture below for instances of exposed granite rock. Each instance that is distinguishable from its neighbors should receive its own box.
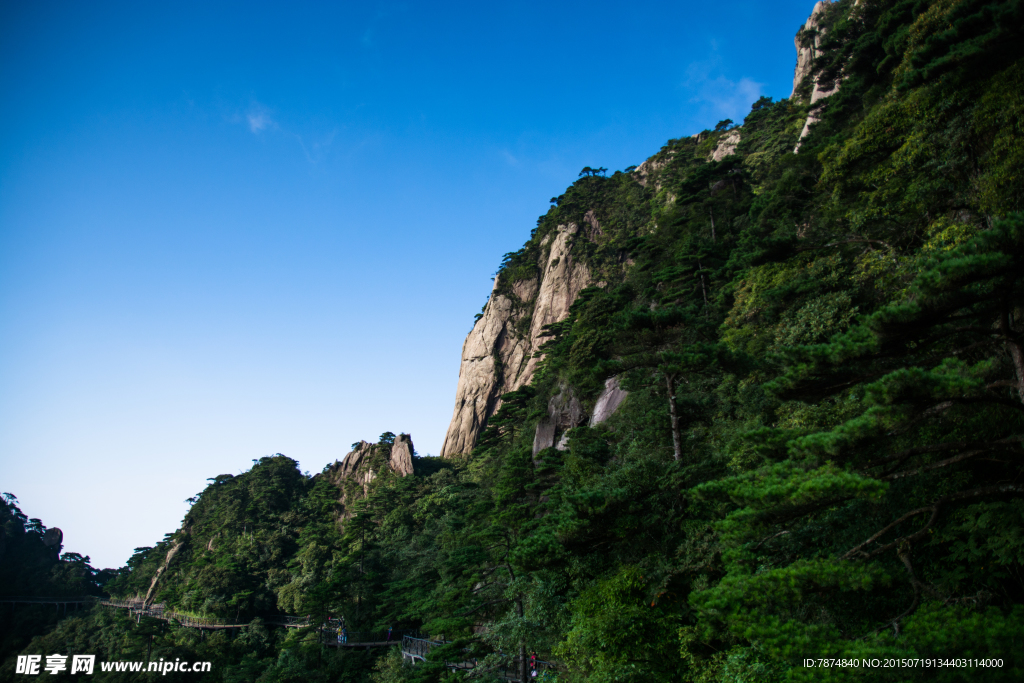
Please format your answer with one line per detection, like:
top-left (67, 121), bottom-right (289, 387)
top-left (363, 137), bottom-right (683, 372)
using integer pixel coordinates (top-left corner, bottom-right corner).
top-left (583, 209), bottom-right (603, 240)
top-left (441, 224), bottom-right (591, 456)
top-left (590, 376), bottom-right (628, 426)
top-left (791, 1), bottom-right (830, 97)
top-left (549, 387), bottom-right (586, 430)
top-left (633, 153), bottom-right (674, 189)
top-left (512, 278), bottom-right (538, 302)
top-left (390, 434), bottom-right (415, 476)
top-left (144, 536), bottom-right (185, 606)
top-left (440, 287), bottom-right (532, 457)
top-left (533, 419), bottom-right (557, 454)
top-left (328, 441), bottom-right (377, 492)
top-left (708, 130), bottom-right (741, 162)
top-left (42, 527), bottom-right (63, 548)
top-left (792, 1), bottom-right (849, 151)
top-left (556, 432), bottom-right (571, 451)
top-left (324, 435), bottom-right (416, 508)
top-left (532, 386), bottom-right (588, 456)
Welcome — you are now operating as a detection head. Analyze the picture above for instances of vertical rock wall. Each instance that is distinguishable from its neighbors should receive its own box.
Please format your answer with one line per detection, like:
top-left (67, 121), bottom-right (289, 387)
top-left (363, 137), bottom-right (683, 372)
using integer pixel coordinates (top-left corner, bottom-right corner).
top-left (439, 3), bottom-right (845, 457)
top-left (791, 1), bottom-right (831, 99)
top-left (440, 223), bottom-right (592, 456)
top-left (792, 0), bottom-right (860, 151)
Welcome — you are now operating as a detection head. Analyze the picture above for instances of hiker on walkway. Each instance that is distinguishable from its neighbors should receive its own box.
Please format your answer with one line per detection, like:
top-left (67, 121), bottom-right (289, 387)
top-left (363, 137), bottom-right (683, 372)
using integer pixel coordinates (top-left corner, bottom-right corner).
top-left (336, 627), bottom-right (343, 644)
top-left (530, 651), bottom-right (538, 678)
top-left (386, 626), bottom-right (393, 641)
top-left (341, 627), bottom-right (347, 644)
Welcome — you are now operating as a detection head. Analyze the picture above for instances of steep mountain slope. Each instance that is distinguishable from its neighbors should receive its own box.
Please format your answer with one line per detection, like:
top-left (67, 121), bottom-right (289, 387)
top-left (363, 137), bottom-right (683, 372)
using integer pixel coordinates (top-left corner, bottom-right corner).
top-left (439, 0), bottom-right (846, 457)
top-left (441, 223), bottom-right (596, 456)
top-left (5, 1), bottom-right (1024, 681)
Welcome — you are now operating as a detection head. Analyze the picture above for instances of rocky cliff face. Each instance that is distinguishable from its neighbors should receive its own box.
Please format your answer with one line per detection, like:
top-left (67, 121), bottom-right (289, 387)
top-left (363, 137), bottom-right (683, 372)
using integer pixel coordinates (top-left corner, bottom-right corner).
top-left (440, 1), bottom-right (843, 458)
top-left (791, 1), bottom-right (830, 98)
top-left (792, 0), bottom-right (852, 150)
top-left (440, 223), bottom-right (592, 456)
top-left (324, 434), bottom-right (415, 508)
top-left (708, 129), bottom-right (742, 162)
top-left (143, 537), bottom-right (185, 606)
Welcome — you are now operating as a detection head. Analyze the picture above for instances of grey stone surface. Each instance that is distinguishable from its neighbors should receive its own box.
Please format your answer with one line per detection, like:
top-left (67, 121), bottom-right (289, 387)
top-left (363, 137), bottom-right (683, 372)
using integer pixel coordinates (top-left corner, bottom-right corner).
top-left (590, 376), bottom-right (628, 426)
top-left (324, 435), bottom-right (416, 511)
top-left (144, 537), bottom-right (185, 606)
top-left (792, 1), bottom-right (847, 152)
top-left (556, 431), bottom-right (571, 451)
top-left (533, 419), bottom-right (557, 455)
top-left (390, 434), bottom-right (415, 477)
top-left (533, 386), bottom-right (589, 456)
top-left (709, 130), bottom-right (741, 162)
top-left (441, 223), bottom-right (592, 456)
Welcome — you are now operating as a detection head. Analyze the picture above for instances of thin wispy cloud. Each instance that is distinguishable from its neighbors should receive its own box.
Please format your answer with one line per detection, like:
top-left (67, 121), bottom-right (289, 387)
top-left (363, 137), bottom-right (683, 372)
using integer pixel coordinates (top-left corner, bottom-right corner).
top-left (226, 101), bottom-right (336, 164)
top-left (682, 51), bottom-right (764, 126)
top-left (691, 75), bottom-right (763, 118)
top-left (246, 105), bottom-right (276, 133)
top-left (295, 129), bottom-right (338, 164)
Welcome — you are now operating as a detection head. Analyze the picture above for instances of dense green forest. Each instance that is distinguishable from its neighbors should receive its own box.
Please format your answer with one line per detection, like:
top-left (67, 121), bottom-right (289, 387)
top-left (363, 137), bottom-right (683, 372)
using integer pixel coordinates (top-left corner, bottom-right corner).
top-left (3, 0), bottom-right (1024, 680)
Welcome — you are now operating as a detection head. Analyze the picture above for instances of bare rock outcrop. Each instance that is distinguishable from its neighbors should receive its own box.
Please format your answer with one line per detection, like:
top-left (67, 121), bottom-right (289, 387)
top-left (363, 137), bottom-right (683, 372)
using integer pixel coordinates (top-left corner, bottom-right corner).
top-left (708, 130), bottom-right (741, 162)
top-left (390, 434), bottom-right (415, 476)
top-left (589, 376), bottom-right (628, 426)
top-left (792, 0), bottom-right (854, 151)
top-left (324, 434), bottom-right (415, 508)
top-left (633, 152), bottom-right (674, 190)
top-left (532, 387), bottom-right (588, 456)
top-left (441, 223), bottom-right (592, 456)
top-left (533, 419), bottom-right (557, 455)
top-left (791, 1), bottom-right (830, 97)
top-left (143, 536), bottom-right (185, 606)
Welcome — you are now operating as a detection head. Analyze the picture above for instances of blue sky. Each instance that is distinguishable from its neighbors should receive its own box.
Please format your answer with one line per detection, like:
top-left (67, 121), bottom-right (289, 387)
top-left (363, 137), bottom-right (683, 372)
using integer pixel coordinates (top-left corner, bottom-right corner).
top-left (1, 0), bottom-right (817, 568)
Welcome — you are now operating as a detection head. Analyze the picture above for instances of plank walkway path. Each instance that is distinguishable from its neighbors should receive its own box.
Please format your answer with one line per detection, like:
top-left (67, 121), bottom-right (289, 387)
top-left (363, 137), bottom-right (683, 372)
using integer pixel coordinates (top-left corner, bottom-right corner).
top-left (21, 597), bottom-right (559, 679)
top-left (99, 599), bottom-right (310, 630)
top-left (0, 596), bottom-right (101, 604)
top-left (0, 596), bottom-right (100, 618)
top-left (396, 635), bottom-right (557, 680)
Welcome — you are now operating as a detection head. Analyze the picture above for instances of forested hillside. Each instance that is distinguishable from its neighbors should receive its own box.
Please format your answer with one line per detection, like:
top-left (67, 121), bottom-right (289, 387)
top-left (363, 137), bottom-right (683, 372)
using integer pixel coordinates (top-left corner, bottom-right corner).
top-left (0, 495), bottom-right (112, 668)
top-left (3, 0), bottom-right (1023, 680)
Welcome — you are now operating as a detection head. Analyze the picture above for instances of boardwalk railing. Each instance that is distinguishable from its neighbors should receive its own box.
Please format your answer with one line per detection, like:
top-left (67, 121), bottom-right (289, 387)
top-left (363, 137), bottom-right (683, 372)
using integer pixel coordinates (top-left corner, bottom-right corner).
top-left (400, 635), bottom-right (440, 661)
top-left (323, 628), bottom-right (417, 646)
top-left (103, 601), bottom-right (555, 677)
top-left (0, 596), bottom-right (101, 605)
top-left (399, 635), bottom-right (558, 680)
top-left (100, 600), bottom-right (310, 630)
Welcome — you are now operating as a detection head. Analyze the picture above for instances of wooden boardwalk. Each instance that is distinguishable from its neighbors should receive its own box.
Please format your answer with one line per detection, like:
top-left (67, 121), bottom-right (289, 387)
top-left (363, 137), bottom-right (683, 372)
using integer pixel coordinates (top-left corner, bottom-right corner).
top-left (399, 635), bottom-right (557, 680)
top-left (98, 599), bottom-right (558, 679)
top-left (100, 599), bottom-right (311, 630)
top-left (0, 596), bottom-right (100, 604)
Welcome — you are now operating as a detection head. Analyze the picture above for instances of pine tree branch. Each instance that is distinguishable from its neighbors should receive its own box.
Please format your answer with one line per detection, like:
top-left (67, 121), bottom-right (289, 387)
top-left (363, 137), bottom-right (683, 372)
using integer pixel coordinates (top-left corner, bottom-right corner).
top-left (881, 449), bottom-right (985, 480)
top-left (873, 540), bottom-right (928, 637)
top-left (842, 484), bottom-right (1024, 561)
top-left (753, 530), bottom-right (790, 550)
top-left (863, 435), bottom-right (1024, 478)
